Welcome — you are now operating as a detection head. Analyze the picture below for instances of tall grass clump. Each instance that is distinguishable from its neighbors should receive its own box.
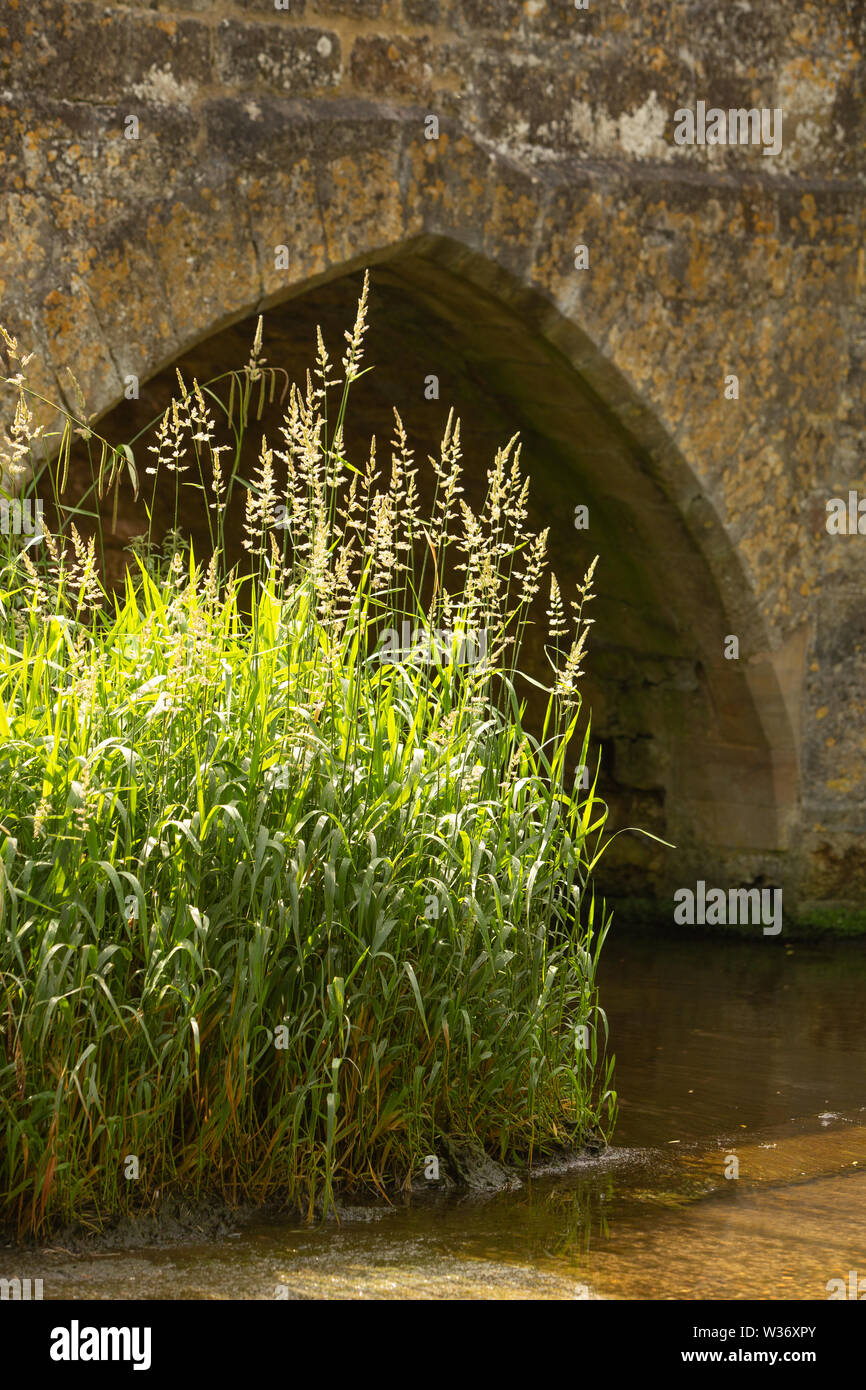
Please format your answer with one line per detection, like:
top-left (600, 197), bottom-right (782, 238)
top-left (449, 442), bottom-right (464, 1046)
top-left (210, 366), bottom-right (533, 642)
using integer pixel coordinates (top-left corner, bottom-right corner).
top-left (0, 280), bottom-right (616, 1238)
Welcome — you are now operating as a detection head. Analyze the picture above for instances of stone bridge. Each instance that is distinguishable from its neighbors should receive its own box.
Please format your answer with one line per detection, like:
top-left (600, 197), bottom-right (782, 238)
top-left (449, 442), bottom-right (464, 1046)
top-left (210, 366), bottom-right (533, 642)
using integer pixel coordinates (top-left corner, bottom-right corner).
top-left (1, 1), bottom-right (864, 921)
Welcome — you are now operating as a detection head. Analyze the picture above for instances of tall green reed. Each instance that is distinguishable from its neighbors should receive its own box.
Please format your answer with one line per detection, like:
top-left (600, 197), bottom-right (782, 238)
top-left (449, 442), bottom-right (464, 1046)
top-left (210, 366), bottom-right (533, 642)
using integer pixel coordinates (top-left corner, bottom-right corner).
top-left (0, 279), bottom-right (616, 1237)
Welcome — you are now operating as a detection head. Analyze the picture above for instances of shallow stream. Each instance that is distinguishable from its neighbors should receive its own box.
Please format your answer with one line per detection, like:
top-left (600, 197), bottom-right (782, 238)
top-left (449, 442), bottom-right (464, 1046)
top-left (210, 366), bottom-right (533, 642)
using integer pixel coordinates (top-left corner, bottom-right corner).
top-left (10, 935), bottom-right (866, 1299)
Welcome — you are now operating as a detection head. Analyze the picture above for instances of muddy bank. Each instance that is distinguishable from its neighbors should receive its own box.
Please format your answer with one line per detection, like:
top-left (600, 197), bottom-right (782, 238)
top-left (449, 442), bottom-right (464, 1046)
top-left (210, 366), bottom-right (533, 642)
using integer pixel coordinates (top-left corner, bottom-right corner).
top-left (3, 1138), bottom-right (592, 1256)
top-left (2, 1195), bottom-right (261, 1257)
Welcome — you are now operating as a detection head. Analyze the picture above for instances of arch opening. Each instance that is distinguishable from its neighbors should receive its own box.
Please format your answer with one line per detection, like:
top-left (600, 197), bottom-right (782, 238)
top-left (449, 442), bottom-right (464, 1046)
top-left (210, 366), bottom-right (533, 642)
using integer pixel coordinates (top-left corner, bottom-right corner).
top-left (42, 241), bottom-right (799, 910)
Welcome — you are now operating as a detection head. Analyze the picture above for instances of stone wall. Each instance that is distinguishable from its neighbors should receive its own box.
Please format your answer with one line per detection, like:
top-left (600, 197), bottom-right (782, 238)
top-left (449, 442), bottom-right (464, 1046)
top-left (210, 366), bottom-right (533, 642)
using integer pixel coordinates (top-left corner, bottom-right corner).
top-left (1, 0), bottom-right (864, 916)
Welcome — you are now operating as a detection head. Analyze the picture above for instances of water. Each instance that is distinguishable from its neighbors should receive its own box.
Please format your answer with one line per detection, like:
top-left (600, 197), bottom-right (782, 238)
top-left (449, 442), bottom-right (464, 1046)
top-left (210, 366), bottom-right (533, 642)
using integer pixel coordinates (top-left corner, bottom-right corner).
top-left (8, 936), bottom-right (866, 1299)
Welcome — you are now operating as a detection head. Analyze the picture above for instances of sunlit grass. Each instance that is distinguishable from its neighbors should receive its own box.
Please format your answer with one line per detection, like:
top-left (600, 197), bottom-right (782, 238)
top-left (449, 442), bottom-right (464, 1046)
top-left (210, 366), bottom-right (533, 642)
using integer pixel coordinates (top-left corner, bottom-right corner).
top-left (0, 283), bottom-right (616, 1237)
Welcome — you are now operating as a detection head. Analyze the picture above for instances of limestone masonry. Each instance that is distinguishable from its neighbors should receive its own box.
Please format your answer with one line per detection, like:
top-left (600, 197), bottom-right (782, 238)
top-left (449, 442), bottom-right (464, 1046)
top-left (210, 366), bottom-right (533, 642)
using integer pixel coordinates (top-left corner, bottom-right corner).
top-left (0, 1), bottom-right (864, 916)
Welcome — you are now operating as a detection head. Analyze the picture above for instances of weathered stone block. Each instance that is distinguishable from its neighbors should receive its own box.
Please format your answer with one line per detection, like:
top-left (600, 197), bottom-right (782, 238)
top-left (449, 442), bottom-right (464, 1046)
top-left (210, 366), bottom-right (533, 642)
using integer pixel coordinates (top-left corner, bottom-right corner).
top-left (215, 20), bottom-right (342, 94)
top-left (454, 0), bottom-right (525, 34)
top-left (0, 4), bottom-right (212, 104)
top-left (349, 35), bottom-right (434, 99)
top-left (403, 0), bottom-right (439, 26)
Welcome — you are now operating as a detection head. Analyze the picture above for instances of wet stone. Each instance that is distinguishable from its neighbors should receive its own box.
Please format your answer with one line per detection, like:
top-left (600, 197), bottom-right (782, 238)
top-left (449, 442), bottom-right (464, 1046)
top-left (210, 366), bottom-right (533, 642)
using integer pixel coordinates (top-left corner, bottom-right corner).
top-left (440, 1136), bottom-right (523, 1192)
